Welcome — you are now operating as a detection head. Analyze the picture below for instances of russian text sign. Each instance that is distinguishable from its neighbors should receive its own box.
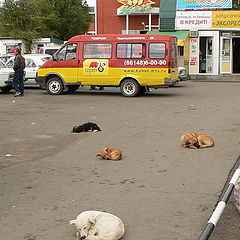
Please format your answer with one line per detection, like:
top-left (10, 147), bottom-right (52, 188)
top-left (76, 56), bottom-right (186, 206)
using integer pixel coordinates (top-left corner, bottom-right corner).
top-left (176, 11), bottom-right (212, 30)
top-left (212, 11), bottom-right (240, 28)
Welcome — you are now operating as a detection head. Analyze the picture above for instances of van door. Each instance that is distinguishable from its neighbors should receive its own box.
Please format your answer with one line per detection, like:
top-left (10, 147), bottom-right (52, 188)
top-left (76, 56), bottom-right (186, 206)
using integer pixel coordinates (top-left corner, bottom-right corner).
top-left (53, 43), bottom-right (79, 83)
top-left (81, 43), bottom-right (111, 85)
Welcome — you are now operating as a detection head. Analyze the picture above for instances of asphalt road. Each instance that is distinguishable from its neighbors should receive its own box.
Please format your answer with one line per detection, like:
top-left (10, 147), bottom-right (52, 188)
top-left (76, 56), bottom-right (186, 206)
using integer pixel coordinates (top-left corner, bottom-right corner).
top-left (0, 82), bottom-right (240, 240)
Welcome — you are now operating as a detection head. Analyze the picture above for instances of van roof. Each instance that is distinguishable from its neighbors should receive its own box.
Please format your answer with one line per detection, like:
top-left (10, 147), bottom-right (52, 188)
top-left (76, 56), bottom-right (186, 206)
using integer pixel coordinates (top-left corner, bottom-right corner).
top-left (68, 34), bottom-right (176, 43)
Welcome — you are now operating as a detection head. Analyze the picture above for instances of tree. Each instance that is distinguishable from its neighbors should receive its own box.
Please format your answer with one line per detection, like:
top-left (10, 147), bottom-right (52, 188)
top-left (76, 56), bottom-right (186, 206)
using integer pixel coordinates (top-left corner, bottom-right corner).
top-left (46, 0), bottom-right (91, 41)
top-left (0, 0), bottom-right (91, 51)
top-left (0, 0), bottom-right (57, 51)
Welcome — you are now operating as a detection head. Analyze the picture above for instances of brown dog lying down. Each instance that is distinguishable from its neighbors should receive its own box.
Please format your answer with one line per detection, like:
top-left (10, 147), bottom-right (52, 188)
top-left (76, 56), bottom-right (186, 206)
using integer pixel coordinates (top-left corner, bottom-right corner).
top-left (96, 148), bottom-right (122, 160)
top-left (180, 132), bottom-right (214, 149)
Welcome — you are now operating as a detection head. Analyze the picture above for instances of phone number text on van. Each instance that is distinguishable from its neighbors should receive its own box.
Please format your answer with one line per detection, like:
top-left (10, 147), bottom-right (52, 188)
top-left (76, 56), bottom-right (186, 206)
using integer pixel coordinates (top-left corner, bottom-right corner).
top-left (124, 60), bottom-right (167, 67)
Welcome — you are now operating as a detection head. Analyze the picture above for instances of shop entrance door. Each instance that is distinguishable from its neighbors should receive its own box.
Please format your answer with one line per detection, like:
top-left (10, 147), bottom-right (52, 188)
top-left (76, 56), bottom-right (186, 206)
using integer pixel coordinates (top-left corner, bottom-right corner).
top-left (199, 37), bottom-right (213, 73)
top-left (232, 38), bottom-right (240, 73)
top-left (220, 37), bottom-right (232, 74)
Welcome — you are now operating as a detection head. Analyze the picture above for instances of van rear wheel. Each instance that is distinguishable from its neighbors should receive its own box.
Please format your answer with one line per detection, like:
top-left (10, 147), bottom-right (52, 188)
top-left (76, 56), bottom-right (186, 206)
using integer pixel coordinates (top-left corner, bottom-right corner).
top-left (47, 77), bottom-right (64, 95)
top-left (120, 79), bottom-right (141, 97)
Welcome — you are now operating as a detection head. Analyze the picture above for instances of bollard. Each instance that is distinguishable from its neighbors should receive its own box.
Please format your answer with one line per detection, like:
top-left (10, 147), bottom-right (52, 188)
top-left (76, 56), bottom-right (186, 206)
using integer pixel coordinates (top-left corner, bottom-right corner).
top-left (198, 168), bottom-right (240, 240)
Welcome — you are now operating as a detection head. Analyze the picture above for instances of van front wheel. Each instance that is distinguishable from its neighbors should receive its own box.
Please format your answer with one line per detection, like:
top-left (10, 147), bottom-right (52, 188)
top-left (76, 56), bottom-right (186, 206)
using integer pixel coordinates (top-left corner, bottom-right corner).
top-left (47, 77), bottom-right (64, 95)
top-left (120, 79), bottom-right (141, 97)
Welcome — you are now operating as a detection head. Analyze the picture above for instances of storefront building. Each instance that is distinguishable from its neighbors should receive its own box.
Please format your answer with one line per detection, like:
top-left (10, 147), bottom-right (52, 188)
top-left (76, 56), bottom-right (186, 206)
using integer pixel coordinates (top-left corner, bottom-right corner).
top-left (94, 0), bottom-right (240, 79)
top-left (176, 0), bottom-right (240, 79)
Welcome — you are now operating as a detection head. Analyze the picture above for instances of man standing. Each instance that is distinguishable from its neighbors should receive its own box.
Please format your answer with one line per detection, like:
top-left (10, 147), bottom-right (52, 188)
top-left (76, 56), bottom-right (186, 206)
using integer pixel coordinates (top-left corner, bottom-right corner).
top-left (13, 48), bottom-right (25, 97)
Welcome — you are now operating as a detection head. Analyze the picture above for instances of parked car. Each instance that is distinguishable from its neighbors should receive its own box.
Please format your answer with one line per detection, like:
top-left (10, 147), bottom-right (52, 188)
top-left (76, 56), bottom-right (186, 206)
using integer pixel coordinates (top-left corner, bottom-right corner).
top-left (6, 54), bottom-right (52, 85)
top-left (39, 46), bottom-right (60, 56)
top-left (0, 54), bottom-right (14, 63)
top-left (0, 59), bottom-right (14, 93)
top-left (178, 67), bottom-right (187, 81)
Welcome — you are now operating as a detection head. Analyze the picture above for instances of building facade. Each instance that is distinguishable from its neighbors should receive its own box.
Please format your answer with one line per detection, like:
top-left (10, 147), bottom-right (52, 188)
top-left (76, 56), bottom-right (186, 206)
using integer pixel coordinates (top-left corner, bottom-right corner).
top-left (175, 1), bottom-right (240, 79)
top-left (93, 0), bottom-right (240, 79)
top-left (96, 0), bottom-right (160, 34)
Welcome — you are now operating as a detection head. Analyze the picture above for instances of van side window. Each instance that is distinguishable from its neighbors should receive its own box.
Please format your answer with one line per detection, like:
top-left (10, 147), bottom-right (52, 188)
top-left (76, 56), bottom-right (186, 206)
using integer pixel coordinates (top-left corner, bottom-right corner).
top-left (149, 43), bottom-right (166, 59)
top-left (117, 43), bottom-right (145, 59)
top-left (56, 43), bottom-right (77, 61)
top-left (83, 44), bottom-right (112, 58)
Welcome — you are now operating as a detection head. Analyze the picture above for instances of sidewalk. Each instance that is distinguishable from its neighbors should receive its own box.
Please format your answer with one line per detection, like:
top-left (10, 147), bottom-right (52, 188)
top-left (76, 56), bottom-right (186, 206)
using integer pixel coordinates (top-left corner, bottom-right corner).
top-left (204, 157), bottom-right (240, 240)
top-left (211, 196), bottom-right (240, 240)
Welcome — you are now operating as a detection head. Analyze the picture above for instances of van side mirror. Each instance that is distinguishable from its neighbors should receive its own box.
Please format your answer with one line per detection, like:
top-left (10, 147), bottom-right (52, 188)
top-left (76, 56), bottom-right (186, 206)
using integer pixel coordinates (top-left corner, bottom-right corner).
top-left (53, 55), bottom-right (57, 61)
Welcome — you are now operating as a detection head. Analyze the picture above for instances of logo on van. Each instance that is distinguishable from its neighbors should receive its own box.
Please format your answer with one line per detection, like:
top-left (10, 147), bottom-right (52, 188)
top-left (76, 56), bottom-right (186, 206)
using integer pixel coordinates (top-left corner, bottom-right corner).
top-left (89, 61), bottom-right (107, 72)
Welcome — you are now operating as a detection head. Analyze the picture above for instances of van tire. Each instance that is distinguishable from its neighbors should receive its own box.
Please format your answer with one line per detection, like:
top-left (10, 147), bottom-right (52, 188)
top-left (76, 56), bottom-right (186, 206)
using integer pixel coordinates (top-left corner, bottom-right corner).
top-left (67, 85), bottom-right (79, 92)
top-left (1, 85), bottom-right (12, 93)
top-left (120, 79), bottom-right (141, 97)
top-left (47, 77), bottom-right (64, 95)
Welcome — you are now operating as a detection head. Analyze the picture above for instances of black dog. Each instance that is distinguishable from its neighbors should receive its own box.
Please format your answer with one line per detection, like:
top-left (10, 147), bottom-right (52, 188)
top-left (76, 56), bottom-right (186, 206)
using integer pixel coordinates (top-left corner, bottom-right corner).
top-left (71, 122), bottom-right (101, 133)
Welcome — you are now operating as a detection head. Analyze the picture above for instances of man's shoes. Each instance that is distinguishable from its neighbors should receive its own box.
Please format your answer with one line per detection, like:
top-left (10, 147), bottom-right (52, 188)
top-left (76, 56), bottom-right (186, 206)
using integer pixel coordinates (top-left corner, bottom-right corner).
top-left (14, 92), bottom-right (23, 97)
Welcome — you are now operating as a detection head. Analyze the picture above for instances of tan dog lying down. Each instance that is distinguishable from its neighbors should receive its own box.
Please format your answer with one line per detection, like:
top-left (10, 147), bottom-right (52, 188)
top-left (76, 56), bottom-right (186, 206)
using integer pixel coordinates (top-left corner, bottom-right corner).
top-left (69, 210), bottom-right (125, 240)
top-left (180, 132), bottom-right (214, 149)
top-left (96, 148), bottom-right (122, 160)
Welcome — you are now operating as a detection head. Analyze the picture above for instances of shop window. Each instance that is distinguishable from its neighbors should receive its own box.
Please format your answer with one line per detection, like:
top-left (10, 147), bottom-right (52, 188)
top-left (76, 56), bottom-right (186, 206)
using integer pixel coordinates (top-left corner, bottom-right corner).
top-left (117, 43), bottom-right (145, 59)
top-left (179, 46), bottom-right (184, 57)
top-left (149, 43), bottom-right (166, 59)
top-left (83, 43), bottom-right (112, 58)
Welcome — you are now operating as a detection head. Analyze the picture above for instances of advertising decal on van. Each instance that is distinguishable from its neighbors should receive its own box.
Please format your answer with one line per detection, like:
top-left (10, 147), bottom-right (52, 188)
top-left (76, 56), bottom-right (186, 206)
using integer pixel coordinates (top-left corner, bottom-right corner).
top-left (83, 59), bottom-right (109, 74)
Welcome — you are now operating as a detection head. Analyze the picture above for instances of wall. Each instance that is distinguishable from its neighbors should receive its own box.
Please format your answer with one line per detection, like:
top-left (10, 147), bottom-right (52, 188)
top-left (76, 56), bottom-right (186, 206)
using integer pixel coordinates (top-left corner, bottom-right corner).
top-left (97, 0), bottom-right (160, 34)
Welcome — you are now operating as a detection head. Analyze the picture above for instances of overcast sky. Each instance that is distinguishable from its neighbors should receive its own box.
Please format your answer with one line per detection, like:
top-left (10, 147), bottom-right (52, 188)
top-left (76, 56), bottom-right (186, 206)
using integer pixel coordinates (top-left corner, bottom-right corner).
top-left (86, 0), bottom-right (96, 7)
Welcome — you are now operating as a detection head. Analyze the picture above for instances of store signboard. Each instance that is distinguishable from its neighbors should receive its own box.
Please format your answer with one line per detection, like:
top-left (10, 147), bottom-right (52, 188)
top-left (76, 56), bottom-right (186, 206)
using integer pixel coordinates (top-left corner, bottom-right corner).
top-left (189, 38), bottom-right (198, 74)
top-left (212, 11), bottom-right (240, 29)
top-left (177, 0), bottom-right (232, 10)
top-left (117, 0), bottom-right (156, 15)
top-left (176, 11), bottom-right (212, 30)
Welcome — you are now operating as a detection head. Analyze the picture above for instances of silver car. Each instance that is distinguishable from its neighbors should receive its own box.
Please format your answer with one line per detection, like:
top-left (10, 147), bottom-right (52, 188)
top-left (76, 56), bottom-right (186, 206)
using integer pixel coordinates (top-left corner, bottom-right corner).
top-left (0, 59), bottom-right (14, 93)
top-left (6, 54), bottom-right (52, 86)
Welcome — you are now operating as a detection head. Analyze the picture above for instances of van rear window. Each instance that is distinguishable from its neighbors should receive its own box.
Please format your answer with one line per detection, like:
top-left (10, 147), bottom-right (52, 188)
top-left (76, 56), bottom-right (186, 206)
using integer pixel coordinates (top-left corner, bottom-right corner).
top-left (83, 44), bottom-right (112, 59)
top-left (149, 43), bottom-right (166, 59)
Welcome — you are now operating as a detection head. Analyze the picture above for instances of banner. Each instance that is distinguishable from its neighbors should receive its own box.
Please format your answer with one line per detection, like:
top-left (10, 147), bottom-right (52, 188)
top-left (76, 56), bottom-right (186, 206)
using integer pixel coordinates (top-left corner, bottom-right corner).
top-left (117, 0), bottom-right (156, 15)
top-left (176, 11), bottom-right (212, 30)
top-left (177, 0), bottom-right (232, 10)
top-left (212, 11), bottom-right (240, 28)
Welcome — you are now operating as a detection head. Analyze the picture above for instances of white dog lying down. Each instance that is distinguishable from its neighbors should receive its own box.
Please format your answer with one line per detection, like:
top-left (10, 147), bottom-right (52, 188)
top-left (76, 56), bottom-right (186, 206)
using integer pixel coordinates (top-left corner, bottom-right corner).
top-left (69, 210), bottom-right (125, 240)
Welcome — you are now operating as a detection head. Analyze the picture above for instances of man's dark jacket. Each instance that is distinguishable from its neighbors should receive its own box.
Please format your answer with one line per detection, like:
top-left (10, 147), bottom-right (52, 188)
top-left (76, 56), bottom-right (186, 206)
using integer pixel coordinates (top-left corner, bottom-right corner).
top-left (13, 54), bottom-right (25, 72)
